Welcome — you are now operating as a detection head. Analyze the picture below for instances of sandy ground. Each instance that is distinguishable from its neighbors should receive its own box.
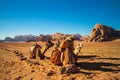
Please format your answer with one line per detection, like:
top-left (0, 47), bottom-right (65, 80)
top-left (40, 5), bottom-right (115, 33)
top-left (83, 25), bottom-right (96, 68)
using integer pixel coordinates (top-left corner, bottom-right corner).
top-left (0, 41), bottom-right (120, 80)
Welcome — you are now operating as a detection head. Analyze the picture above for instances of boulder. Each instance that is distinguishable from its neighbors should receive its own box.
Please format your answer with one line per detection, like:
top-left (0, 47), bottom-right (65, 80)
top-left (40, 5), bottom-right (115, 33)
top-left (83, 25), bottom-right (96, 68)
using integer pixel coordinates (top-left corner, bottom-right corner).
top-left (89, 24), bottom-right (120, 42)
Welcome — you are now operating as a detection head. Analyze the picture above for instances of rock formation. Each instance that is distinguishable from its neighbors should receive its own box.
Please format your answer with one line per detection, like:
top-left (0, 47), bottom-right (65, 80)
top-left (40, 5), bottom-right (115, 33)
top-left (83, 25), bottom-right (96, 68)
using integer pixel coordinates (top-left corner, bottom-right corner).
top-left (51, 32), bottom-right (68, 41)
top-left (37, 32), bottom-right (82, 42)
top-left (37, 34), bottom-right (52, 42)
top-left (2, 33), bottom-right (83, 42)
top-left (89, 24), bottom-right (120, 42)
top-left (80, 35), bottom-right (90, 42)
top-left (4, 34), bottom-right (38, 42)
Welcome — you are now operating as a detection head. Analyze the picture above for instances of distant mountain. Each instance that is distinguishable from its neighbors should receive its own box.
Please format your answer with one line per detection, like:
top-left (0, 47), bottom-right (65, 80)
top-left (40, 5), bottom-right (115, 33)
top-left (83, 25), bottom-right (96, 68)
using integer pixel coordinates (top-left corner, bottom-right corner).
top-left (37, 32), bottom-right (82, 42)
top-left (80, 35), bottom-right (90, 42)
top-left (2, 33), bottom-right (89, 42)
top-left (72, 34), bottom-right (82, 40)
top-left (4, 37), bottom-right (15, 42)
top-left (0, 39), bottom-right (4, 42)
top-left (4, 34), bottom-right (38, 42)
top-left (14, 34), bottom-right (38, 41)
top-left (51, 32), bottom-right (70, 41)
top-left (37, 34), bottom-right (52, 42)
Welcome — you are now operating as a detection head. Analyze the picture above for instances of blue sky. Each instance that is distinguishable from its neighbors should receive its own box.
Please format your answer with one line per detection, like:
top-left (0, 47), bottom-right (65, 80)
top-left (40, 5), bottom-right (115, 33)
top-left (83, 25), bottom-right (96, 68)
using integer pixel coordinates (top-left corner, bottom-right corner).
top-left (0, 0), bottom-right (120, 39)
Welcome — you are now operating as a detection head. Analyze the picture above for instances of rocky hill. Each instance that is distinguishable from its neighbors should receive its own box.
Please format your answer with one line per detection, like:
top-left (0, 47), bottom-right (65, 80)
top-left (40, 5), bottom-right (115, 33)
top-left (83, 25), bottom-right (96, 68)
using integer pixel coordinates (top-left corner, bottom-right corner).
top-left (2, 33), bottom-right (84, 42)
top-left (36, 32), bottom-right (82, 42)
top-left (4, 34), bottom-right (38, 42)
top-left (89, 24), bottom-right (120, 42)
top-left (37, 34), bottom-right (52, 42)
top-left (80, 35), bottom-right (90, 42)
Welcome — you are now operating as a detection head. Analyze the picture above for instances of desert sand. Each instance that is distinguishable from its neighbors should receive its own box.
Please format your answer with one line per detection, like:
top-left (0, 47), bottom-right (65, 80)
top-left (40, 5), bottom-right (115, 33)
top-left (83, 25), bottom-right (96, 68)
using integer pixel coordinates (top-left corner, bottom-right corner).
top-left (0, 41), bottom-right (120, 80)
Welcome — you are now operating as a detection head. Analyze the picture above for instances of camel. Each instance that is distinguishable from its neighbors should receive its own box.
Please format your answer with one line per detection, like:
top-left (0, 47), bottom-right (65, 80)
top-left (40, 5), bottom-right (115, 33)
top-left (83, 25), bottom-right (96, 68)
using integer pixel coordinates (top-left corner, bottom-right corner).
top-left (50, 40), bottom-right (62, 65)
top-left (50, 40), bottom-right (83, 65)
top-left (30, 41), bottom-right (54, 59)
top-left (30, 43), bottom-right (42, 59)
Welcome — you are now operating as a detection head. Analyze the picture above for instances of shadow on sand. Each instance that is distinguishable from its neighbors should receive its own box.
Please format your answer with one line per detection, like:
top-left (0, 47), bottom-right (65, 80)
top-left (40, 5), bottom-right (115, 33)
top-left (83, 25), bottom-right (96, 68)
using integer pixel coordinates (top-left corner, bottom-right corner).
top-left (76, 62), bottom-right (120, 72)
top-left (97, 58), bottom-right (120, 60)
top-left (77, 55), bottom-right (98, 59)
top-left (76, 55), bottom-right (120, 72)
top-left (77, 54), bottom-right (120, 61)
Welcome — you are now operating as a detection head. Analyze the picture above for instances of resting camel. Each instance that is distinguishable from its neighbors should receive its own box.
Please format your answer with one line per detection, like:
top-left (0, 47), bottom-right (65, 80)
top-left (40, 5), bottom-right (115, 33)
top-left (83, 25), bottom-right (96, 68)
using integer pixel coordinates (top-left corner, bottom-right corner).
top-left (50, 40), bottom-right (62, 65)
top-left (30, 43), bottom-right (42, 59)
top-left (30, 41), bottom-right (54, 59)
top-left (50, 40), bottom-right (83, 65)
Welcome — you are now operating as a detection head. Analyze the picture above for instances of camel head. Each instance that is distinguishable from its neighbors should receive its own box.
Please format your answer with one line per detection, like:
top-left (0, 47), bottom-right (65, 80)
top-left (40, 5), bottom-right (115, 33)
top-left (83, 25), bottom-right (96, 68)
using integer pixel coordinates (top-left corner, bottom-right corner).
top-left (42, 41), bottom-right (54, 54)
top-left (74, 42), bottom-right (83, 55)
top-left (34, 43), bottom-right (42, 49)
top-left (52, 40), bottom-right (61, 50)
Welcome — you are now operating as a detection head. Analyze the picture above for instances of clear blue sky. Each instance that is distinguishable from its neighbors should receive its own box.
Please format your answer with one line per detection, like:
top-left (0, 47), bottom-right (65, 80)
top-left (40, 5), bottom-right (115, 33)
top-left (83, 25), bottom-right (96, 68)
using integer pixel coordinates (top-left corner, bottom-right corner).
top-left (0, 0), bottom-right (120, 39)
